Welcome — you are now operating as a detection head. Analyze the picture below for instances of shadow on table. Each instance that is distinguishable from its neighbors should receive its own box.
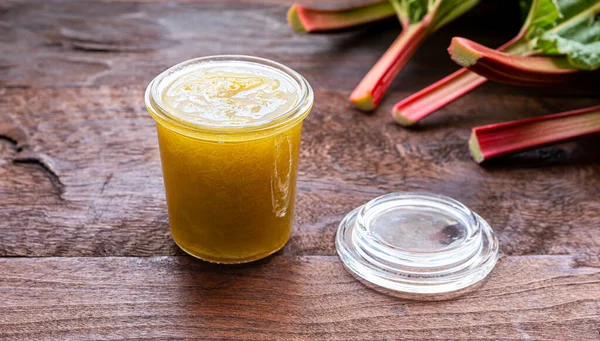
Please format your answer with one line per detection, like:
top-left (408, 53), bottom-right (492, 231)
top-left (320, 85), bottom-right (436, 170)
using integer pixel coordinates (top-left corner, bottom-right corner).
top-left (477, 135), bottom-right (600, 170)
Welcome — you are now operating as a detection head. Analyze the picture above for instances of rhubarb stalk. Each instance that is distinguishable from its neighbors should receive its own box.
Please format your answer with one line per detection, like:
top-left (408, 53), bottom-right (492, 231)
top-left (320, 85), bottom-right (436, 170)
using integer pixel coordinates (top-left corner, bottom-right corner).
top-left (392, 37), bottom-right (527, 125)
top-left (287, 1), bottom-right (396, 33)
top-left (349, 0), bottom-right (482, 111)
top-left (392, 68), bottom-right (486, 126)
top-left (469, 105), bottom-right (600, 163)
top-left (350, 22), bottom-right (429, 111)
top-left (449, 37), bottom-right (580, 86)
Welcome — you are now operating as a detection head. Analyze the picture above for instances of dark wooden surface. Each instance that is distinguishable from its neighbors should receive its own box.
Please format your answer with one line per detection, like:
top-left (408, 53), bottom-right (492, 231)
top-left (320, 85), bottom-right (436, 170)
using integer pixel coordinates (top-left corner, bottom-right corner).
top-left (1, 0), bottom-right (599, 340)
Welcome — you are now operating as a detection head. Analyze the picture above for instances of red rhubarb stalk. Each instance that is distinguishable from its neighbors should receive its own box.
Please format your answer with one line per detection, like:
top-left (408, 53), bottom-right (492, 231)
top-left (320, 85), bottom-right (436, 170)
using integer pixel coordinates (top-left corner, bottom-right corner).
top-left (392, 33), bottom-right (528, 126)
top-left (469, 105), bottom-right (600, 163)
top-left (350, 19), bottom-right (430, 111)
top-left (345, 0), bottom-right (481, 111)
top-left (287, 1), bottom-right (395, 33)
top-left (392, 68), bottom-right (486, 125)
top-left (449, 37), bottom-right (579, 86)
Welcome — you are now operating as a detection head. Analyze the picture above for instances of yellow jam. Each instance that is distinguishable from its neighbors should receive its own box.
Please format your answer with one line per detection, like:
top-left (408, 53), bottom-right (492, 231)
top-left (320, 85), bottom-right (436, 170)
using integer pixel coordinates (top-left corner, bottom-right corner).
top-left (146, 57), bottom-right (312, 263)
top-left (162, 64), bottom-right (299, 126)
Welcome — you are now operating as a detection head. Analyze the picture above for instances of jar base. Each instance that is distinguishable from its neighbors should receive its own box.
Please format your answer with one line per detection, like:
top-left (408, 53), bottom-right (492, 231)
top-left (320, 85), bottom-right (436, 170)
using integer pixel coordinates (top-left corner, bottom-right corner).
top-left (173, 237), bottom-right (289, 264)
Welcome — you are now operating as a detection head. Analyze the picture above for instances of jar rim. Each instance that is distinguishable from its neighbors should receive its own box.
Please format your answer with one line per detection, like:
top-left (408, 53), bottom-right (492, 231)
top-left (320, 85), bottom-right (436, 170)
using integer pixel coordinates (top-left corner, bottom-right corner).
top-left (145, 55), bottom-right (313, 139)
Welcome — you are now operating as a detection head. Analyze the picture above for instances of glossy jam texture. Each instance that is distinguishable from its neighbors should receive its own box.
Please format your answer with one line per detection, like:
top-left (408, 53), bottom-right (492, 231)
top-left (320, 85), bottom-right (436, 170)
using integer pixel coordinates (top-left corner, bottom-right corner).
top-left (154, 61), bottom-right (306, 263)
top-left (162, 63), bottom-right (299, 126)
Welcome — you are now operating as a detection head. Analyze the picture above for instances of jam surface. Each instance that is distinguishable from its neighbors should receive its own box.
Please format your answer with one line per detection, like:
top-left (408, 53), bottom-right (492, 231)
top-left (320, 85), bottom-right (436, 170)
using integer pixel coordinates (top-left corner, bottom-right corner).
top-left (162, 63), bottom-right (299, 127)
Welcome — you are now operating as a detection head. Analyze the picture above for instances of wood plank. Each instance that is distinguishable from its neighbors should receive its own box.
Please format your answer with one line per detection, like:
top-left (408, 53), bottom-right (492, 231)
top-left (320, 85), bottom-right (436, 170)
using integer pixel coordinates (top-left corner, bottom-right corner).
top-left (1, 86), bottom-right (600, 258)
top-left (0, 255), bottom-right (599, 340)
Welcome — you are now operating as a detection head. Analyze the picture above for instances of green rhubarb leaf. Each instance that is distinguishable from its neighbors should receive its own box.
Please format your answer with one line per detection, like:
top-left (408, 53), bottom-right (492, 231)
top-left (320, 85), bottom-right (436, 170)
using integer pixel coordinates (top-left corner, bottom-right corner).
top-left (555, 0), bottom-right (599, 19)
top-left (388, 0), bottom-right (480, 29)
top-left (389, 0), bottom-right (428, 24)
top-left (520, 0), bottom-right (562, 42)
top-left (537, 2), bottom-right (600, 70)
top-left (517, 0), bottom-right (600, 70)
top-left (432, 0), bottom-right (481, 32)
top-left (520, 0), bottom-right (598, 39)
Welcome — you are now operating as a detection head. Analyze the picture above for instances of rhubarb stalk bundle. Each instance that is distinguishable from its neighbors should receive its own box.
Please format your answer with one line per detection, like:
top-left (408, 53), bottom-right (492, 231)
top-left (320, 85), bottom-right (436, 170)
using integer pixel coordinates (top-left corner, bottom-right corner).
top-left (450, 1), bottom-right (600, 85)
top-left (287, 0), bottom-right (482, 111)
top-left (350, 0), bottom-right (481, 111)
top-left (393, 0), bottom-right (600, 125)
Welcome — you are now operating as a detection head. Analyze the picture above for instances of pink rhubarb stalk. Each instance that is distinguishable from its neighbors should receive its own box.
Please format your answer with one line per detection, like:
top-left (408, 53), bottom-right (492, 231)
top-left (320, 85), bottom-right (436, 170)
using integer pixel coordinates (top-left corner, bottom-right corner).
top-left (393, 68), bottom-right (486, 125)
top-left (449, 37), bottom-right (579, 86)
top-left (350, 18), bottom-right (430, 111)
top-left (287, 1), bottom-right (395, 33)
top-left (392, 35), bottom-right (527, 126)
top-left (469, 105), bottom-right (600, 163)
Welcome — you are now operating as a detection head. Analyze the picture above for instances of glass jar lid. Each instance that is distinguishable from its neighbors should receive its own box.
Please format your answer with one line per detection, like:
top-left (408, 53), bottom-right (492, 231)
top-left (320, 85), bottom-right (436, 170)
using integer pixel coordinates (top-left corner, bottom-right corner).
top-left (336, 192), bottom-right (499, 298)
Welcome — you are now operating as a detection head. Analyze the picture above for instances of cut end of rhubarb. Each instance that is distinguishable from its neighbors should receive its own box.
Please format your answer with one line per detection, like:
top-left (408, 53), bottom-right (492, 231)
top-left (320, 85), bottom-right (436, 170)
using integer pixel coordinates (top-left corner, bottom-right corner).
top-left (449, 37), bottom-right (482, 68)
top-left (287, 4), bottom-right (308, 33)
top-left (392, 107), bottom-right (418, 126)
top-left (350, 92), bottom-right (376, 112)
top-left (469, 130), bottom-right (485, 164)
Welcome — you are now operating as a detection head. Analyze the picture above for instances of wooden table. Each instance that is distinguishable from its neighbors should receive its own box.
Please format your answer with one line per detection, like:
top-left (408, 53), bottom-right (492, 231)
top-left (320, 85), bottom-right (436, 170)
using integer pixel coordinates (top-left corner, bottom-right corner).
top-left (1, 0), bottom-right (599, 339)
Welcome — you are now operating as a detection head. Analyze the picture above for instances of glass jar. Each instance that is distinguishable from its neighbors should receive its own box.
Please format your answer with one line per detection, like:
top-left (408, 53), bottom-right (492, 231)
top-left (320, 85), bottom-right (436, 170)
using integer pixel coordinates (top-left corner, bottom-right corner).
top-left (145, 56), bottom-right (313, 263)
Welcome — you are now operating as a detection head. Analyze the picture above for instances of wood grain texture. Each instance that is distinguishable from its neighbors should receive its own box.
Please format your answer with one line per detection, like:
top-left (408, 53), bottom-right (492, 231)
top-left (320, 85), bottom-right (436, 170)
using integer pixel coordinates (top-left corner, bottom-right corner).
top-left (0, 0), bottom-right (554, 89)
top-left (2, 0), bottom-right (600, 258)
top-left (1, 0), bottom-right (600, 339)
top-left (1, 255), bottom-right (600, 341)
top-left (1, 85), bottom-right (600, 258)
top-left (1, 0), bottom-right (599, 258)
